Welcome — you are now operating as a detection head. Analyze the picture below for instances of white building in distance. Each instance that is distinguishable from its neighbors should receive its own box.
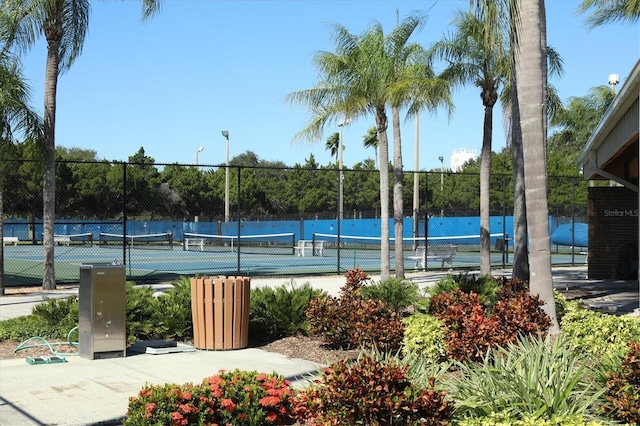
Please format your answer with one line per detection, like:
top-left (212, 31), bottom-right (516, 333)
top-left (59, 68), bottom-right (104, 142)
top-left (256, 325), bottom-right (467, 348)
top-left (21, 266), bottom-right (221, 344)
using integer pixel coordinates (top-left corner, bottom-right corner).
top-left (450, 148), bottom-right (478, 172)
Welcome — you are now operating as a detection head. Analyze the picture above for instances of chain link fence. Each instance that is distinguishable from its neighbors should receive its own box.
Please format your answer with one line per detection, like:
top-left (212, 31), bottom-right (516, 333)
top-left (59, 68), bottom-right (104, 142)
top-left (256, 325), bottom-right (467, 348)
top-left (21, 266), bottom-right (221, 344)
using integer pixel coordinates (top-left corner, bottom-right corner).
top-left (1, 159), bottom-right (588, 286)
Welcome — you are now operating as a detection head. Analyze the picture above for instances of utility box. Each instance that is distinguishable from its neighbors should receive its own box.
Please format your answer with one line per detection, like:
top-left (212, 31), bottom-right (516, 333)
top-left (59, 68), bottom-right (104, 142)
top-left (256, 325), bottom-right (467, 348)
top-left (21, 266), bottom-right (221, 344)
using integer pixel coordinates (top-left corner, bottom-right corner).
top-left (79, 263), bottom-right (126, 359)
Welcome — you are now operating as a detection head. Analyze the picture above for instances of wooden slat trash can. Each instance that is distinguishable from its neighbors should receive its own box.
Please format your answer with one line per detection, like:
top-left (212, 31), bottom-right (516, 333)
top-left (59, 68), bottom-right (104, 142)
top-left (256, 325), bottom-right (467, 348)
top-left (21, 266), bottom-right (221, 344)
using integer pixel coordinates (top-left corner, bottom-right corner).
top-left (190, 276), bottom-right (251, 350)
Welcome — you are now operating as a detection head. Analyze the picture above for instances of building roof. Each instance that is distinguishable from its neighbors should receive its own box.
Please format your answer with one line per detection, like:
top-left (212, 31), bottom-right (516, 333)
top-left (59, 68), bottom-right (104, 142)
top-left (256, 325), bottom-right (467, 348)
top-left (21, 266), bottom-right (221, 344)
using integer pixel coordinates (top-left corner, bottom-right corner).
top-left (577, 59), bottom-right (639, 191)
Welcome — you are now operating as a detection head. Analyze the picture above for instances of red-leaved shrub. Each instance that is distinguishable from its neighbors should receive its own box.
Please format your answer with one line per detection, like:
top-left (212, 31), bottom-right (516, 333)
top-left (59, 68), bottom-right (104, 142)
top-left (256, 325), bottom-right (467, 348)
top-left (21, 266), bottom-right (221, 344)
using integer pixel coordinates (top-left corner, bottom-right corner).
top-left (306, 267), bottom-right (404, 352)
top-left (293, 354), bottom-right (452, 425)
top-left (428, 281), bottom-right (552, 362)
top-left (491, 294), bottom-right (551, 343)
top-left (603, 341), bottom-right (640, 424)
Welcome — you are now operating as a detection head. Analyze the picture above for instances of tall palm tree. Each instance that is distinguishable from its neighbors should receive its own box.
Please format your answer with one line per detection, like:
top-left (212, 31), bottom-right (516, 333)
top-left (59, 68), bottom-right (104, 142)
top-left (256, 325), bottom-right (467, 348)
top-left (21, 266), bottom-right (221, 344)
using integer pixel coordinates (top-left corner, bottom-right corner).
top-left (325, 132), bottom-right (340, 162)
top-left (0, 17), bottom-right (43, 294)
top-left (514, 0), bottom-right (559, 334)
top-left (430, 8), bottom-right (510, 276)
top-left (286, 21), bottom-right (394, 280)
top-left (2, 0), bottom-right (161, 289)
top-left (502, 3), bottom-right (564, 281)
top-left (287, 13), bottom-right (448, 280)
top-left (384, 13), bottom-right (452, 279)
top-left (362, 125), bottom-right (378, 168)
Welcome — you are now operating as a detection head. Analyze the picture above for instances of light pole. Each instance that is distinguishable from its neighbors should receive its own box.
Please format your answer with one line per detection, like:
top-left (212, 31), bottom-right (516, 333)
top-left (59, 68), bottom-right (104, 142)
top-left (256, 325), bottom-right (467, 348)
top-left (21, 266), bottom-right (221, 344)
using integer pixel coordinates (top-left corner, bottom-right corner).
top-left (338, 120), bottom-right (349, 220)
top-left (222, 130), bottom-right (230, 222)
top-left (195, 146), bottom-right (204, 165)
top-left (439, 156), bottom-right (444, 217)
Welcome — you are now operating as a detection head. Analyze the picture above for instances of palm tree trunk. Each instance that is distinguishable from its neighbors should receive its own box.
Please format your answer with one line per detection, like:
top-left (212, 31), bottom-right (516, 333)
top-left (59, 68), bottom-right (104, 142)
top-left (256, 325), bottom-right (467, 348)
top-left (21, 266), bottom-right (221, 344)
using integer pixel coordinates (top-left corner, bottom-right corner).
top-left (376, 108), bottom-right (390, 281)
top-left (480, 105), bottom-right (493, 276)
top-left (392, 106), bottom-right (405, 278)
top-left (515, 0), bottom-right (558, 334)
top-left (510, 76), bottom-right (530, 280)
top-left (42, 33), bottom-right (61, 290)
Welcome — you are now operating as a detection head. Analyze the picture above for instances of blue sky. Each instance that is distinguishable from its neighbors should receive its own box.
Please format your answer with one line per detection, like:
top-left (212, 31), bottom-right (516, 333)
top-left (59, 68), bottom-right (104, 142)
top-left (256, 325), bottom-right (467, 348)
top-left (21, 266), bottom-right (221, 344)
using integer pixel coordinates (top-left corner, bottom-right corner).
top-left (17, 0), bottom-right (639, 172)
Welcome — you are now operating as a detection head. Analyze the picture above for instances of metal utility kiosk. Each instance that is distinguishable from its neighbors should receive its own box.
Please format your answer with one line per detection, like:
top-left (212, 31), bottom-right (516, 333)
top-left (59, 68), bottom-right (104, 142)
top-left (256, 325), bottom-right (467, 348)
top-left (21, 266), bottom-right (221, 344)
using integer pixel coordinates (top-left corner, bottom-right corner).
top-left (79, 263), bottom-right (126, 359)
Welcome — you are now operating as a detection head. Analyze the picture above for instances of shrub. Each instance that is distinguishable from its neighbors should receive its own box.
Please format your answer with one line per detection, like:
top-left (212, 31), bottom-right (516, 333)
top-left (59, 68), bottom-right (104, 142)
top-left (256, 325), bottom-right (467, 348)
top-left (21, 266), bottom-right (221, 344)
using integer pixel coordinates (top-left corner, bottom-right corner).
top-left (250, 280), bottom-right (325, 341)
top-left (0, 297), bottom-right (79, 342)
top-left (126, 282), bottom-right (165, 344)
top-left (603, 341), bottom-right (640, 424)
top-left (125, 369), bottom-right (296, 426)
top-left (428, 287), bottom-right (481, 322)
top-left (495, 276), bottom-right (530, 300)
top-left (0, 314), bottom-right (63, 341)
top-left (429, 273), bottom-right (501, 306)
top-left (428, 289), bottom-right (501, 362)
top-left (155, 276), bottom-right (194, 341)
top-left (554, 289), bottom-right (571, 324)
top-left (293, 354), bottom-right (452, 425)
top-left (560, 300), bottom-right (640, 363)
top-left (443, 334), bottom-right (607, 423)
top-left (491, 294), bottom-right (552, 342)
top-left (31, 296), bottom-right (79, 331)
top-left (360, 277), bottom-right (420, 313)
top-left (124, 382), bottom-right (212, 425)
top-left (402, 312), bottom-right (448, 364)
top-left (306, 267), bottom-right (404, 351)
top-left (457, 412), bottom-right (607, 425)
top-left (203, 370), bottom-right (296, 425)
top-left (428, 285), bottom-right (552, 362)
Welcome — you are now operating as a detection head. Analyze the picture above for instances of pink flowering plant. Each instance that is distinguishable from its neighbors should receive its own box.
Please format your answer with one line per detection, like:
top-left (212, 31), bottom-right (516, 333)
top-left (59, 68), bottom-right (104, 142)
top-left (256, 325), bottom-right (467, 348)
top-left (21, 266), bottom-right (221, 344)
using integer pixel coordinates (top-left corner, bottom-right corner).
top-left (124, 369), bottom-right (296, 425)
top-left (204, 369), bottom-right (296, 425)
top-left (124, 382), bottom-right (213, 425)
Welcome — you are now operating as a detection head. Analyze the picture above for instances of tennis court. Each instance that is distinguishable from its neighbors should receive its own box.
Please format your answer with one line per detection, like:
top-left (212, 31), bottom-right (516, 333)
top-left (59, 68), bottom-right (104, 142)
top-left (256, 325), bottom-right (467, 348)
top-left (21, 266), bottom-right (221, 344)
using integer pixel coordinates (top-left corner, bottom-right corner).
top-left (3, 231), bottom-right (587, 286)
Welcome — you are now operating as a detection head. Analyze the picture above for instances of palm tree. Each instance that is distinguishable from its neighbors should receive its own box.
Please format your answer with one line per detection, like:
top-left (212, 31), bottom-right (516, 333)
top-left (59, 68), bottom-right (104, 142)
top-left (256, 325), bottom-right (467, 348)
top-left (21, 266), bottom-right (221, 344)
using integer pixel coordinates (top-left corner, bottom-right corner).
top-left (287, 12), bottom-right (447, 280)
top-left (286, 21), bottom-right (394, 280)
top-left (383, 13), bottom-right (452, 279)
top-left (362, 125), bottom-right (378, 168)
top-left (0, 19), bottom-right (43, 295)
top-left (430, 8), bottom-right (510, 276)
top-left (514, 0), bottom-right (559, 334)
top-left (325, 132), bottom-right (340, 162)
top-left (509, 78), bottom-right (530, 281)
top-left (2, 0), bottom-right (161, 289)
top-left (502, 8), bottom-right (564, 281)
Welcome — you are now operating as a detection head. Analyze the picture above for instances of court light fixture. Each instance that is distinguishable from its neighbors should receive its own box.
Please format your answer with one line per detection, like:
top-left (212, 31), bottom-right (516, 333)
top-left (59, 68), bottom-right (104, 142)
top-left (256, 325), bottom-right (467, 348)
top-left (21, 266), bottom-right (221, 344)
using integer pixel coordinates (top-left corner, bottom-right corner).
top-left (195, 146), bottom-right (204, 165)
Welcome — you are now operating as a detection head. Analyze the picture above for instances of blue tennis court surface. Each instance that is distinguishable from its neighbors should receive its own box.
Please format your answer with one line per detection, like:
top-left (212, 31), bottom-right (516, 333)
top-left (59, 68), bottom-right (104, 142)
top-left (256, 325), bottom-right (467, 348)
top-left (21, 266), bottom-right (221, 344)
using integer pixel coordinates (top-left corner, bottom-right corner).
top-left (3, 243), bottom-right (587, 286)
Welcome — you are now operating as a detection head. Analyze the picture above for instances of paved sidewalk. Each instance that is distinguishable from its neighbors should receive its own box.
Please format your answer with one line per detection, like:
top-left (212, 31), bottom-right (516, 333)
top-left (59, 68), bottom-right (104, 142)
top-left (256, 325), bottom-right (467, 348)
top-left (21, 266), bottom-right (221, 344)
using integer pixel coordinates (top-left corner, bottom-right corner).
top-left (0, 267), bottom-right (637, 425)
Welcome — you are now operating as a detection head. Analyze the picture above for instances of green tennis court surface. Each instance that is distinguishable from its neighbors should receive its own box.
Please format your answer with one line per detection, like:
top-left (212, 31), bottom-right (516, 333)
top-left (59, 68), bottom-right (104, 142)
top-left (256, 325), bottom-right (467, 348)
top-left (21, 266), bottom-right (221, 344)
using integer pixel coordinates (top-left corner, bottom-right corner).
top-left (3, 242), bottom-right (587, 287)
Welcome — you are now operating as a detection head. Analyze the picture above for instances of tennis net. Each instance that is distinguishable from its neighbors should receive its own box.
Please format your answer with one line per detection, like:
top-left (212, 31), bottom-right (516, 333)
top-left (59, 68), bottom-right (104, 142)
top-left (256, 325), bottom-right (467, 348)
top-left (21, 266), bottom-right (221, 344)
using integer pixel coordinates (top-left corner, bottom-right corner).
top-left (183, 232), bottom-right (296, 255)
top-left (312, 233), bottom-right (506, 250)
top-left (53, 232), bottom-right (94, 245)
top-left (98, 232), bottom-right (174, 250)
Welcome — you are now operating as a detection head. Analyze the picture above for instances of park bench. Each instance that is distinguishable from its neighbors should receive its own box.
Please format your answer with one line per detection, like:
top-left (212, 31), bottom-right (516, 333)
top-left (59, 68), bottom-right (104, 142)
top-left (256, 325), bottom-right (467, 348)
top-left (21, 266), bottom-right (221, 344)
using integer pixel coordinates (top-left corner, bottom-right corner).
top-left (184, 237), bottom-right (205, 251)
top-left (3, 236), bottom-right (18, 246)
top-left (408, 244), bottom-right (456, 270)
top-left (295, 240), bottom-right (325, 257)
top-left (54, 235), bottom-right (71, 246)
